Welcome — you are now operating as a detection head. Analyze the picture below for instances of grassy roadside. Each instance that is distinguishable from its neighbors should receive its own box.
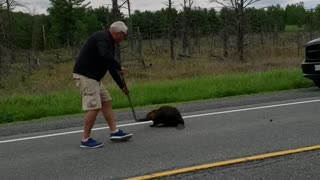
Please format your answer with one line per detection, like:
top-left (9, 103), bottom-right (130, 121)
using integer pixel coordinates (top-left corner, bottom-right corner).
top-left (0, 68), bottom-right (313, 124)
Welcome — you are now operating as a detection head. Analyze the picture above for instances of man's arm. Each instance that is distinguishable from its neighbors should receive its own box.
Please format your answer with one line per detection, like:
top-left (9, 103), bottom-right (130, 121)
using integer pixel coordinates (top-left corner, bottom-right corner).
top-left (109, 67), bottom-right (125, 89)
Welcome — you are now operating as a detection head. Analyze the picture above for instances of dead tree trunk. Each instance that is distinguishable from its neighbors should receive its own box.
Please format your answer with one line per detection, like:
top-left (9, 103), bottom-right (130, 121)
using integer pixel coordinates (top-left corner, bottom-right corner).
top-left (181, 0), bottom-right (193, 57)
top-left (42, 24), bottom-right (47, 50)
top-left (182, 27), bottom-right (189, 56)
top-left (193, 28), bottom-right (201, 55)
top-left (222, 28), bottom-right (229, 58)
top-left (296, 30), bottom-right (302, 58)
top-left (259, 31), bottom-right (264, 48)
top-left (0, 44), bottom-right (2, 88)
top-left (165, 0), bottom-right (176, 62)
top-left (272, 25), bottom-right (279, 45)
top-left (112, 0), bottom-right (122, 64)
top-left (126, 0), bottom-right (134, 51)
top-left (112, 0), bottom-right (121, 21)
top-left (235, 0), bottom-right (245, 62)
top-left (137, 27), bottom-right (146, 69)
top-left (219, 9), bottom-right (230, 58)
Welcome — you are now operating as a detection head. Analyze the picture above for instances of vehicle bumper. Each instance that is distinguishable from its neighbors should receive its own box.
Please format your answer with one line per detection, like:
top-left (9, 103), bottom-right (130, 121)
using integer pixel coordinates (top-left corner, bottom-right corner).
top-left (301, 62), bottom-right (320, 80)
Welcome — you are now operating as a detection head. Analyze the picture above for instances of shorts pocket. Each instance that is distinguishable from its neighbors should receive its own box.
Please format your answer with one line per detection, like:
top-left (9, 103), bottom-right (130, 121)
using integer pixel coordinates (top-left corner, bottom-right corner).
top-left (84, 91), bottom-right (97, 108)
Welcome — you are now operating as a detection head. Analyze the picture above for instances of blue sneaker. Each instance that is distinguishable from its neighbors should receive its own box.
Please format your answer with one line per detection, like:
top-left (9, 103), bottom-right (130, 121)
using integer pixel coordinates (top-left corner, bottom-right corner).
top-left (110, 129), bottom-right (133, 141)
top-left (80, 138), bottom-right (104, 148)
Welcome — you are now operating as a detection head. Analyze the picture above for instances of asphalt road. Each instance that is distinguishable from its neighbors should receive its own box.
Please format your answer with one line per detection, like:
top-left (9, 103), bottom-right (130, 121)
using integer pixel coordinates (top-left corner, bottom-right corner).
top-left (0, 88), bottom-right (320, 180)
top-left (168, 150), bottom-right (320, 180)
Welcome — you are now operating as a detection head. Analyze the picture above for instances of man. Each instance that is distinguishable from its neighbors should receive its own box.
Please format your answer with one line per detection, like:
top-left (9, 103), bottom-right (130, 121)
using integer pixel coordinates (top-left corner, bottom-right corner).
top-left (73, 21), bottom-right (132, 148)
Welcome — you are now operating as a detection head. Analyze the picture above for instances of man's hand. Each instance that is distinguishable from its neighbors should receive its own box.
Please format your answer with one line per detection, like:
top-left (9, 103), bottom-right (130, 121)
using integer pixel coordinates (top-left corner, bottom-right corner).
top-left (122, 87), bottom-right (129, 95)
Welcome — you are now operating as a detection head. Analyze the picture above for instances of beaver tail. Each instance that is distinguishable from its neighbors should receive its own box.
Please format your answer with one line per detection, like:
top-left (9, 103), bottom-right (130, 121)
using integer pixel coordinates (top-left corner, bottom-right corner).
top-left (135, 117), bottom-right (150, 122)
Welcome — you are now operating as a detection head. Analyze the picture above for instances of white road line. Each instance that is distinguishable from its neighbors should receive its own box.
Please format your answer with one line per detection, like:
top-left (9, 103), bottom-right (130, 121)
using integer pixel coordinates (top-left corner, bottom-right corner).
top-left (184, 99), bottom-right (320, 119)
top-left (1, 99), bottom-right (320, 144)
top-left (0, 121), bottom-right (150, 144)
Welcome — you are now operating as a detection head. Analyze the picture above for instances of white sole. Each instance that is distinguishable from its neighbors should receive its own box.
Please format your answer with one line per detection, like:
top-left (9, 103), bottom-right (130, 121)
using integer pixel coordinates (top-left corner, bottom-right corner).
top-left (80, 143), bottom-right (104, 148)
top-left (110, 134), bottom-right (133, 141)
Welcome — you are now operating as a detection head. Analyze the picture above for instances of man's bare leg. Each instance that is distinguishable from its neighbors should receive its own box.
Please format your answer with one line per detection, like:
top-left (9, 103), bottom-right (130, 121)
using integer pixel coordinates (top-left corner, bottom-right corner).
top-left (101, 101), bottom-right (117, 132)
top-left (82, 109), bottom-right (100, 140)
top-left (101, 100), bottom-right (132, 141)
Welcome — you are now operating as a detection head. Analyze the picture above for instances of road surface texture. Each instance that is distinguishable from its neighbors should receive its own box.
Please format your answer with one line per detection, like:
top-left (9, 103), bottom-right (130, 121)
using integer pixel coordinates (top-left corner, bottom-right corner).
top-left (0, 88), bottom-right (319, 179)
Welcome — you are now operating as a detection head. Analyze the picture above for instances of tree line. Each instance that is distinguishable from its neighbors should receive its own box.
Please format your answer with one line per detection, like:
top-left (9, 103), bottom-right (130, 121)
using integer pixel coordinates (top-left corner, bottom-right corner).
top-left (0, 1), bottom-right (319, 51)
top-left (0, 0), bottom-right (319, 89)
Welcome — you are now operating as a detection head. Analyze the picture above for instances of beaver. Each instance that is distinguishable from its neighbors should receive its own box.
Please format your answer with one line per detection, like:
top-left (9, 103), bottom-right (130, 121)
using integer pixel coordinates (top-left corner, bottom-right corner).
top-left (139, 106), bottom-right (185, 129)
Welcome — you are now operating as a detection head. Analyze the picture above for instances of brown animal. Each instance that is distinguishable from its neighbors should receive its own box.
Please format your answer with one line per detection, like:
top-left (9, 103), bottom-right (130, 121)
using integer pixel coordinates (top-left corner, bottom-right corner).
top-left (139, 106), bottom-right (185, 129)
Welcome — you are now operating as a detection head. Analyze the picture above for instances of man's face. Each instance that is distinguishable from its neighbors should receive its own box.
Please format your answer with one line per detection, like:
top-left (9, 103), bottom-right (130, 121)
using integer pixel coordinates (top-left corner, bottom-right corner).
top-left (114, 31), bottom-right (126, 43)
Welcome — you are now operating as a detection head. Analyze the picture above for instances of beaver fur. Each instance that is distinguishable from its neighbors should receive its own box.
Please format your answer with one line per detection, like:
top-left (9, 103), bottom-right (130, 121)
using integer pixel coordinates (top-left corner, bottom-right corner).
top-left (139, 106), bottom-right (185, 129)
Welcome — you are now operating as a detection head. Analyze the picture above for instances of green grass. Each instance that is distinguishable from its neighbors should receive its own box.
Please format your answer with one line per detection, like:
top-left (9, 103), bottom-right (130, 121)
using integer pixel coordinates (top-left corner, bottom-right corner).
top-left (0, 91), bottom-right (82, 123)
top-left (127, 68), bottom-right (312, 105)
top-left (0, 68), bottom-right (313, 124)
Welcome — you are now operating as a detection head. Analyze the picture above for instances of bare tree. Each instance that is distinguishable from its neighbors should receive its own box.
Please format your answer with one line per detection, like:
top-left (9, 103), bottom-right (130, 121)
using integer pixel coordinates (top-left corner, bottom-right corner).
top-left (164, 0), bottom-right (176, 62)
top-left (111, 0), bottom-right (122, 63)
top-left (0, 1), bottom-right (4, 88)
top-left (111, 0), bottom-right (121, 21)
top-left (0, 44), bottom-right (2, 88)
top-left (180, 0), bottom-right (193, 57)
top-left (124, 0), bottom-right (134, 50)
top-left (211, 0), bottom-right (261, 62)
top-left (222, 27), bottom-right (229, 58)
top-left (136, 27), bottom-right (146, 69)
top-left (4, 0), bottom-right (19, 13)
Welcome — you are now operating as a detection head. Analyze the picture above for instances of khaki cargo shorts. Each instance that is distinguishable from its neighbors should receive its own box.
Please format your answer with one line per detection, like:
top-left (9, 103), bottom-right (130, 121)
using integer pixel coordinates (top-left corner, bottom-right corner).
top-left (73, 73), bottom-right (112, 111)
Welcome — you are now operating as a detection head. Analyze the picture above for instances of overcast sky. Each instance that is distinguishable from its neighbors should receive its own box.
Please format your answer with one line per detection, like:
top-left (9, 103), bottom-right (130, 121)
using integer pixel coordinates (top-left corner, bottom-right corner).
top-left (16, 0), bottom-right (319, 15)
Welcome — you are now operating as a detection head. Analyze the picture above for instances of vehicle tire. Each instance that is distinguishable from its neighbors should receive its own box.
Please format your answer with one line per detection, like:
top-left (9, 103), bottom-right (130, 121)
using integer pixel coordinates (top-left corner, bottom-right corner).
top-left (312, 79), bottom-right (320, 88)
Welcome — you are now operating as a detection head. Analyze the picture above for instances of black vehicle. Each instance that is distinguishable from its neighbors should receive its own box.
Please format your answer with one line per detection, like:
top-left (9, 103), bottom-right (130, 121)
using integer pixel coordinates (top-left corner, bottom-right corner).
top-left (301, 37), bottom-right (320, 87)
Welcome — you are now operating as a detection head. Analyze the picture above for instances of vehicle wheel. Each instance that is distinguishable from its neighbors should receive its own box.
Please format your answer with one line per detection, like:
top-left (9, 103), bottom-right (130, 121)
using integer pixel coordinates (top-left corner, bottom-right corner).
top-left (312, 79), bottom-right (320, 88)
